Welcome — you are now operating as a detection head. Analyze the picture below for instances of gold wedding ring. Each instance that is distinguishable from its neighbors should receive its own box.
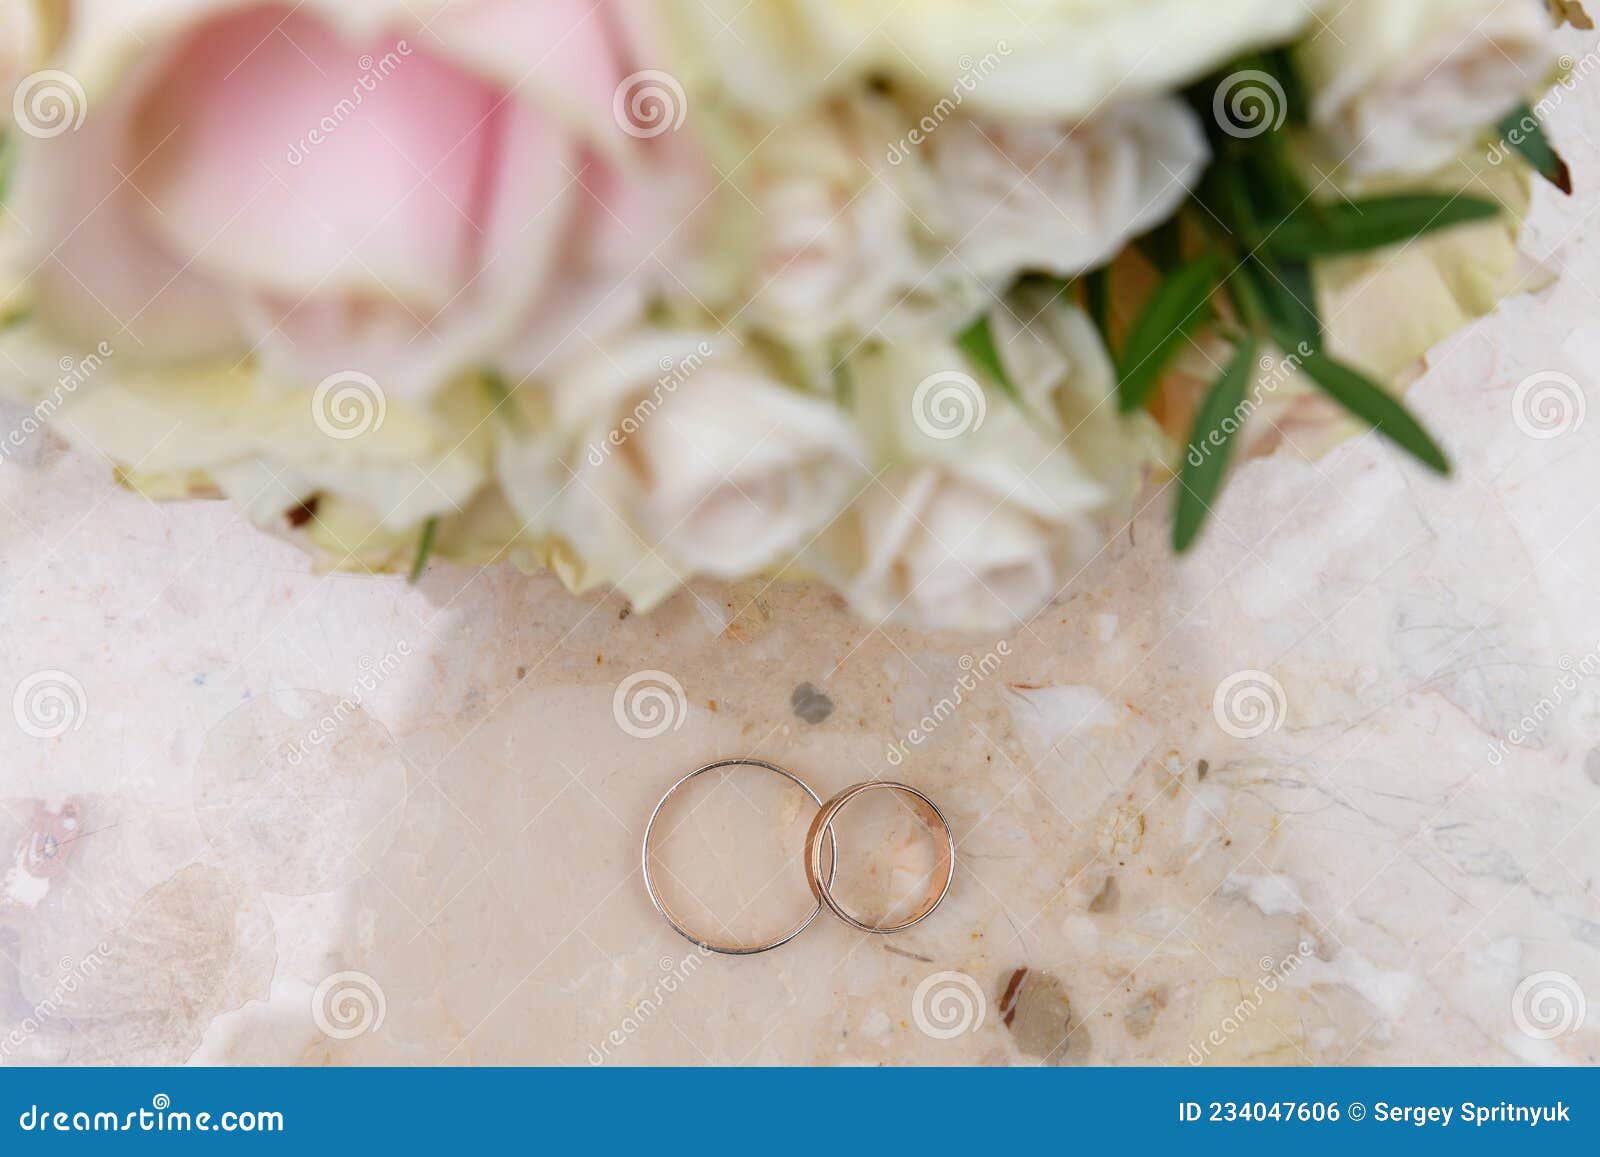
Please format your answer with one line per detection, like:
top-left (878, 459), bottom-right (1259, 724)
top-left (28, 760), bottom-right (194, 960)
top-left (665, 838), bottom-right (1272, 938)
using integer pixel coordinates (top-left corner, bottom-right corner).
top-left (642, 761), bottom-right (955, 954)
top-left (803, 781), bottom-right (955, 934)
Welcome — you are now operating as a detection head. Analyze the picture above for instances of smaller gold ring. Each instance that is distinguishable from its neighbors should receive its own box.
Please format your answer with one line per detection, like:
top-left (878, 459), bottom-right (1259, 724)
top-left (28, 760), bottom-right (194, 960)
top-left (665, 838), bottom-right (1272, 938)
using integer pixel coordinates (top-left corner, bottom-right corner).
top-left (803, 781), bottom-right (954, 935)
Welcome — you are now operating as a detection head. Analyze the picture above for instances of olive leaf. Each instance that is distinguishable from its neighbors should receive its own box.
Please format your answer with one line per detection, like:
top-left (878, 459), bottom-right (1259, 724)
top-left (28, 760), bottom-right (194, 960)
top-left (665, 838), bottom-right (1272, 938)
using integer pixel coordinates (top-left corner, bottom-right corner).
top-left (1267, 194), bottom-right (1500, 259)
top-left (1497, 103), bottom-right (1572, 194)
top-left (409, 518), bottom-right (440, 584)
top-left (1286, 340), bottom-right (1450, 474)
top-left (1175, 337), bottom-right (1259, 552)
top-left (1116, 253), bottom-right (1221, 413)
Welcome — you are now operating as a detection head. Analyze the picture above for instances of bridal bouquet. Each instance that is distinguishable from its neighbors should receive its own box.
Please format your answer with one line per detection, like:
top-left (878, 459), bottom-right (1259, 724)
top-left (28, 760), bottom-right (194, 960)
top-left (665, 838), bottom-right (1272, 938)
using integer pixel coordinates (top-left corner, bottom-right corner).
top-left (0, 0), bottom-right (1572, 630)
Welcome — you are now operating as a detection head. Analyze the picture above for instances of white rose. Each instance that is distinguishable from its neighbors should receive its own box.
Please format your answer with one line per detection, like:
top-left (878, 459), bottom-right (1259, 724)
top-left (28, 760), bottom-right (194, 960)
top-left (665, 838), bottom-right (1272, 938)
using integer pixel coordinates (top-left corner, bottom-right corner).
top-left (665, 0), bottom-right (1331, 120)
top-left (816, 302), bottom-right (1160, 631)
top-left (727, 97), bottom-right (978, 364)
top-left (40, 357), bottom-right (496, 559)
top-left (496, 332), bottom-right (868, 610)
top-left (1298, 0), bottom-right (1556, 176)
top-left (927, 98), bottom-right (1209, 283)
top-left (1318, 158), bottom-right (1537, 384)
top-left (1, 1), bottom-right (42, 109)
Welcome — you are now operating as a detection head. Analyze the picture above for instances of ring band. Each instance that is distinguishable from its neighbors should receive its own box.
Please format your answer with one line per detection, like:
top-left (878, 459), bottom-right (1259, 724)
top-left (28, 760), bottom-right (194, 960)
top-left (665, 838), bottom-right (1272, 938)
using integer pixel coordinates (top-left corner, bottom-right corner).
top-left (642, 759), bottom-right (837, 956)
top-left (803, 781), bottom-right (955, 935)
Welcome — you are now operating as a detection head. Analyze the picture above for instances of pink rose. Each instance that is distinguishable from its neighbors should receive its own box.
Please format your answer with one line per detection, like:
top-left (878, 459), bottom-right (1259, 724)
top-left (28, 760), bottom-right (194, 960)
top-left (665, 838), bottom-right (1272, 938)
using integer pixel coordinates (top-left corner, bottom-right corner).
top-left (10, 0), bottom-right (697, 400)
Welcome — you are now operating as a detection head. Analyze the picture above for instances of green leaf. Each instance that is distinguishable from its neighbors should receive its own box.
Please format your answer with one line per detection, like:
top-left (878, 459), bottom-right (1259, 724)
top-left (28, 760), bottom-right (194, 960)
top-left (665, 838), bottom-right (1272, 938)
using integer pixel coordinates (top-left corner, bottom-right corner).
top-left (1497, 103), bottom-right (1572, 194)
top-left (1116, 254), bottom-right (1221, 413)
top-left (1175, 338), bottom-right (1258, 552)
top-left (832, 357), bottom-right (855, 410)
top-left (1290, 343), bottom-right (1450, 474)
top-left (1084, 265), bottom-right (1114, 355)
top-left (408, 518), bottom-right (440, 584)
top-left (1136, 216), bottom-right (1183, 272)
top-left (1196, 158), bottom-right (1261, 248)
top-left (1263, 47), bottom-right (1311, 126)
top-left (956, 313), bottom-right (1029, 413)
top-left (1241, 127), bottom-right (1310, 221)
top-left (1267, 194), bottom-right (1500, 259)
top-left (1237, 258), bottom-right (1320, 352)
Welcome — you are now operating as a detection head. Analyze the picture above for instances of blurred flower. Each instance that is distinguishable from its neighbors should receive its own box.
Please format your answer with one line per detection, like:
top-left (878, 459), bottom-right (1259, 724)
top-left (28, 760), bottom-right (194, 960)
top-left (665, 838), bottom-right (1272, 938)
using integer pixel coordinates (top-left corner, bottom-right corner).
top-left (928, 99), bottom-right (1209, 283)
top-left (816, 301), bottom-right (1159, 631)
top-left (1, 1), bottom-right (42, 105)
top-left (722, 97), bottom-right (976, 363)
top-left (1318, 157), bottom-right (1537, 382)
top-left (496, 331), bottom-right (868, 610)
top-left (46, 357), bottom-right (498, 561)
top-left (2, 0), bottom-right (696, 406)
top-left (667, 0), bottom-right (1332, 120)
top-left (1298, 0), bottom-right (1556, 176)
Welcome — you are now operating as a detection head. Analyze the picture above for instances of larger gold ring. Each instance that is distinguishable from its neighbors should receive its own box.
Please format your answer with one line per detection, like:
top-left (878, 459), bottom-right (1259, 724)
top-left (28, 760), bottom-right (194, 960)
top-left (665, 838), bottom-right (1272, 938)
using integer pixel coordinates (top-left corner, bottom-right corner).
top-left (642, 759), bottom-right (837, 956)
top-left (803, 781), bottom-right (954, 934)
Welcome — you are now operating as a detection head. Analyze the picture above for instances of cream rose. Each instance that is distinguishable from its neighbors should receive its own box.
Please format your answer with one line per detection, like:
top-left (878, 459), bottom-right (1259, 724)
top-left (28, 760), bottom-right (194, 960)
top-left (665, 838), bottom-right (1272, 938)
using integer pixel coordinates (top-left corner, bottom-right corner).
top-left (1299, 0), bottom-right (1557, 176)
top-left (2, 1), bottom-right (41, 108)
top-left (665, 0), bottom-right (1331, 120)
top-left (726, 96), bottom-right (977, 364)
top-left (496, 331), bottom-right (868, 610)
top-left (927, 98), bottom-right (1209, 283)
top-left (2, 0), bottom-right (694, 405)
top-left (816, 301), bottom-right (1160, 631)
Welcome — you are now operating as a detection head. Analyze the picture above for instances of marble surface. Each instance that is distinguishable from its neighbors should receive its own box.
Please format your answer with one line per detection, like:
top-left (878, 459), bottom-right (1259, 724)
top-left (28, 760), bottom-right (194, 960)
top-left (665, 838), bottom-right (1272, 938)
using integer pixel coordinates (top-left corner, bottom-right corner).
top-left (5, 99), bottom-right (1600, 1072)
